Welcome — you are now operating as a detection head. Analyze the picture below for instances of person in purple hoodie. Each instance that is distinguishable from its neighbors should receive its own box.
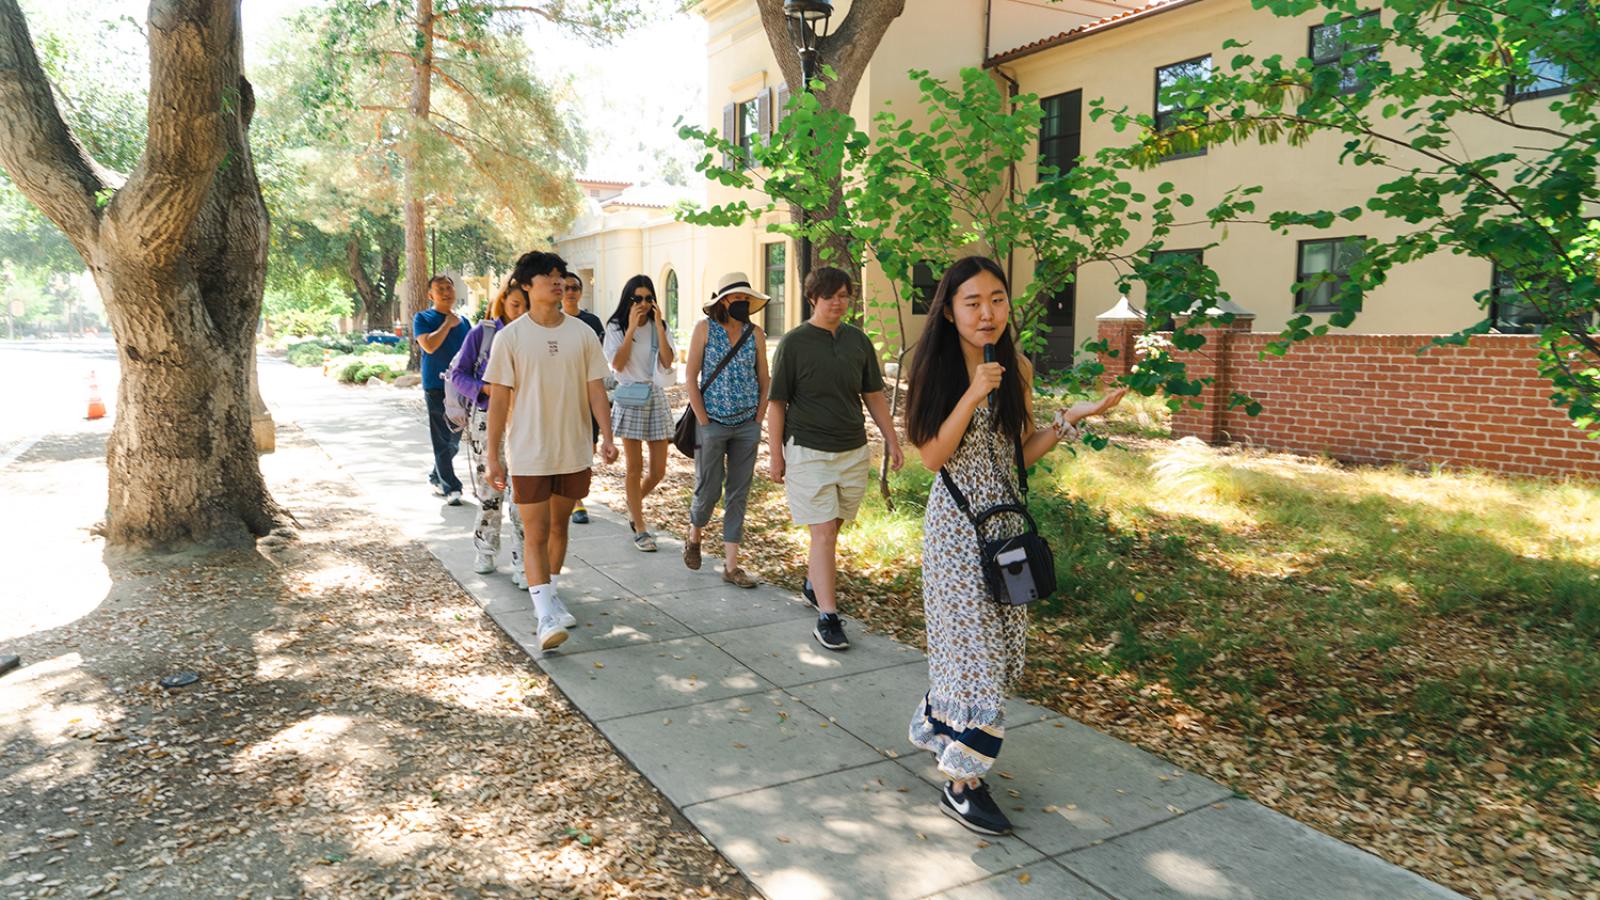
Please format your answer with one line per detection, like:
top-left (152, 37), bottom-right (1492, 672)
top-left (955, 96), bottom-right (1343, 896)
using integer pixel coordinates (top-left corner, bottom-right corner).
top-left (451, 281), bottom-right (529, 583)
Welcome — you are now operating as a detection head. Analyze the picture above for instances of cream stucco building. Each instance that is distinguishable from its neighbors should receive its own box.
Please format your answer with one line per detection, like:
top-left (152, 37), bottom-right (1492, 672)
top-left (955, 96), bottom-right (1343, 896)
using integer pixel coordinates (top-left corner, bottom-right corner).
top-left (557, 0), bottom-right (1571, 367)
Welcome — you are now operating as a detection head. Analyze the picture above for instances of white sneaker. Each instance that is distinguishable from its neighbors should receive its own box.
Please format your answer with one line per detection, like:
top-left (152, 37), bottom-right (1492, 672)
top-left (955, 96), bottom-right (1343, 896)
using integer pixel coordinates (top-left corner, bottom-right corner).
top-left (536, 615), bottom-right (569, 651)
top-left (511, 568), bottom-right (528, 590)
top-left (473, 552), bottom-right (496, 574)
top-left (446, 491), bottom-right (463, 506)
top-left (550, 594), bottom-right (577, 630)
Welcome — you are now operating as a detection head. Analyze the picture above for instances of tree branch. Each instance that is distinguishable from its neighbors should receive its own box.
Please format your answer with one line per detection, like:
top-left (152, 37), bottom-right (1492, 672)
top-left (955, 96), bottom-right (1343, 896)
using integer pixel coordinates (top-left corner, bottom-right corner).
top-left (0, 0), bottom-right (108, 251)
top-left (110, 0), bottom-right (236, 264)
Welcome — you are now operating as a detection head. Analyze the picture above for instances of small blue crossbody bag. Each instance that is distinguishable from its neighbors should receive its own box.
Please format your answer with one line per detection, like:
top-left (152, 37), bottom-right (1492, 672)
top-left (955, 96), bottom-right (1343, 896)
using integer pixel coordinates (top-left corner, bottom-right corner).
top-left (612, 327), bottom-right (659, 408)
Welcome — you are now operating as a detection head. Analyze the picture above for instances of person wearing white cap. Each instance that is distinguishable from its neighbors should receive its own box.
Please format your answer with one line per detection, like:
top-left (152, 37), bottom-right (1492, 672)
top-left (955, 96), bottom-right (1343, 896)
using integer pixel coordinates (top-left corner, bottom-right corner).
top-left (683, 272), bottom-right (771, 586)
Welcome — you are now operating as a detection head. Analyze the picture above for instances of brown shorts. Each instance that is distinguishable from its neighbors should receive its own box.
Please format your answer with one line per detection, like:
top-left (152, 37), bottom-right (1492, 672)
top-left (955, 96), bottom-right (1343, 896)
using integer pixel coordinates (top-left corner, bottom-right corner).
top-left (510, 469), bottom-right (593, 504)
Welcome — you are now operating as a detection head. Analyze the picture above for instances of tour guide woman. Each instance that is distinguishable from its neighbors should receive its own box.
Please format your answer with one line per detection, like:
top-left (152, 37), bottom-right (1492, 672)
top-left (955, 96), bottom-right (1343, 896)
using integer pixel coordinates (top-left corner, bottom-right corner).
top-left (903, 256), bottom-right (1126, 836)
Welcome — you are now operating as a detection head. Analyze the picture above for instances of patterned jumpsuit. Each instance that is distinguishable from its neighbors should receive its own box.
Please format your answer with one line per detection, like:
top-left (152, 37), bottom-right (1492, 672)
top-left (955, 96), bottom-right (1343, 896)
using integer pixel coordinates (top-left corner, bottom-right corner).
top-left (909, 407), bottom-right (1033, 781)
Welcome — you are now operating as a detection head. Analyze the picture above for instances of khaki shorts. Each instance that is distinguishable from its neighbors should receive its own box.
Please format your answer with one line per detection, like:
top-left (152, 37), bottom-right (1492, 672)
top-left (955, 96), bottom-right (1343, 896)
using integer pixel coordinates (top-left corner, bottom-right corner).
top-left (782, 440), bottom-right (872, 526)
top-left (511, 469), bottom-right (592, 504)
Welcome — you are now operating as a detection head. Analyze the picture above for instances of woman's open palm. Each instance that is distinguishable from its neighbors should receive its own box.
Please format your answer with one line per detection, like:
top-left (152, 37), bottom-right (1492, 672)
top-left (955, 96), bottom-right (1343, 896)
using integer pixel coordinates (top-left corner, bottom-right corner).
top-left (1063, 387), bottom-right (1129, 425)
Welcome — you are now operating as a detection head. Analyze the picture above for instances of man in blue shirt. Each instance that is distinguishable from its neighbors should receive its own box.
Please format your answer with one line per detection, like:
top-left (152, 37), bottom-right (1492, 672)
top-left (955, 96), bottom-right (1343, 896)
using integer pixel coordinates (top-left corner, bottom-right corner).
top-left (414, 274), bottom-right (471, 504)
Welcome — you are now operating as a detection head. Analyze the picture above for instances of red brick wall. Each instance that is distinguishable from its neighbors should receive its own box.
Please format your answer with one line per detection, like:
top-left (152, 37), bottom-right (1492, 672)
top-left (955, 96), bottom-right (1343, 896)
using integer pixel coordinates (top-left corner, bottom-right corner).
top-left (1100, 320), bottom-right (1600, 479)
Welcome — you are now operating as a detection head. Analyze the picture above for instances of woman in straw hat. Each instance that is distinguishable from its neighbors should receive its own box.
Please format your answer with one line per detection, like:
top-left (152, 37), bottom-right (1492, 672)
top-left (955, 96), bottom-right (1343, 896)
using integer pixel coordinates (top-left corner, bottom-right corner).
top-left (682, 272), bottom-right (771, 586)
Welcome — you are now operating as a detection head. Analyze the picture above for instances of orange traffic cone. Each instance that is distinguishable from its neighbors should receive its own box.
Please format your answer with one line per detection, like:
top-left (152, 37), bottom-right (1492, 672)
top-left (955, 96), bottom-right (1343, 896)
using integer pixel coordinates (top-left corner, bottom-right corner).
top-left (86, 371), bottom-right (106, 420)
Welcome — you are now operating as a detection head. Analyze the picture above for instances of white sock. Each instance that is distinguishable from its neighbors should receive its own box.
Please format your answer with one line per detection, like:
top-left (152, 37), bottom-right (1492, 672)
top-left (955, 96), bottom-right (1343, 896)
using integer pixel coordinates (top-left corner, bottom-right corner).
top-left (529, 584), bottom-right (556, 619)
top-left (549, 573), bottom-right (560, 597)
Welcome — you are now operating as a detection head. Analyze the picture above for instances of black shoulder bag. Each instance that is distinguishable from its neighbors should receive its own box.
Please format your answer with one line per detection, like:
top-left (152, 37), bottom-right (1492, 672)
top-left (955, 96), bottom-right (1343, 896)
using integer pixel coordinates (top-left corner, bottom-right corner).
top-left (672, 323), bottom-right (756, 459)
top-left (938, 433), bottom-right (1056, 606)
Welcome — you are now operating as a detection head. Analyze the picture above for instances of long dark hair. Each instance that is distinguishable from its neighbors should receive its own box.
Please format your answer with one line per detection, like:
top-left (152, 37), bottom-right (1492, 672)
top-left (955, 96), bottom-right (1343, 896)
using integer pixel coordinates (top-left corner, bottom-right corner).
top-left (606, 274), bottom-right (657, 331)
top-left (904, 256), bottom-right (1026, 447)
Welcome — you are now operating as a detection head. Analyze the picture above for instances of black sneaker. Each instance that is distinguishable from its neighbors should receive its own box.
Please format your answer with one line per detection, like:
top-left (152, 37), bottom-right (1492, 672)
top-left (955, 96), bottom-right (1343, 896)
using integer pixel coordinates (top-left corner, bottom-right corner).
top-left (813, 614), bottom-right (849, 651)
top-left (801, 578), bottom-right (818, 609)
top-left (940, 781), bottom-right (1012, 836)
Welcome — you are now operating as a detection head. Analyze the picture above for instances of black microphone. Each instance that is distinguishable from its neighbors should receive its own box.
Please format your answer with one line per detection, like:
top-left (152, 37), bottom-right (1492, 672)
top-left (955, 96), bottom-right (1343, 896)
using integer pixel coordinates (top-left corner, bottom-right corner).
top-left (983, 342), bottom-right (997, 412)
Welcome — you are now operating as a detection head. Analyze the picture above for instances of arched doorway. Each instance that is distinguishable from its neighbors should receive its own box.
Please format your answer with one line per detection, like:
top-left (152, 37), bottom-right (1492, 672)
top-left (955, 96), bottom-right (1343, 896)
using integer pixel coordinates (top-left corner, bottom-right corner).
top-left (663, 268), bottom-right (680, 333)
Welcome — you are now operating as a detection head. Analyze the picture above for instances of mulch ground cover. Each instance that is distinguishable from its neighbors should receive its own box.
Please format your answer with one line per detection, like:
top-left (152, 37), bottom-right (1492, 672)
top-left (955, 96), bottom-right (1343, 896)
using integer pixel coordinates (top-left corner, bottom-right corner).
top-left (0, 424), bottom-right (751, 899)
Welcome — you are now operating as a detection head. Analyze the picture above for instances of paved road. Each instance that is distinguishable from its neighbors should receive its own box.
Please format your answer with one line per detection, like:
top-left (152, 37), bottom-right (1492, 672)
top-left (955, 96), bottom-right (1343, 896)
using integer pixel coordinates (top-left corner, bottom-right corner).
top-left (0, 337), bottom-right (118, 465)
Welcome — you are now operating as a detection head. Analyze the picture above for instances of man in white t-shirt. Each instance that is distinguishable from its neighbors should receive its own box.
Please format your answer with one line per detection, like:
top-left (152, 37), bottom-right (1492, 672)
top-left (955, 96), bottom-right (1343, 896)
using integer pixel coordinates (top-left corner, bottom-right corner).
top-left (484, 251), bottom-right (619, 651)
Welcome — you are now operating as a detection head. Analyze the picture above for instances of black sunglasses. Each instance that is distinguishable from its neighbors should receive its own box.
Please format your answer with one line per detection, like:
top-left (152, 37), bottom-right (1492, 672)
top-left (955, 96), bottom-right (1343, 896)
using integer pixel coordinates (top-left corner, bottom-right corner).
top-left (633, 293), bottom-right (656, 302)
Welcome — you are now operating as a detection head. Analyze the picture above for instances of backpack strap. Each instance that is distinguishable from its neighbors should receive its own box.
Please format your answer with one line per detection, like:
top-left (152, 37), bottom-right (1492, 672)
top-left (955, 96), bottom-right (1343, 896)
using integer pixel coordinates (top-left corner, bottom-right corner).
top-left (475, 320), bottom-right (497, 377)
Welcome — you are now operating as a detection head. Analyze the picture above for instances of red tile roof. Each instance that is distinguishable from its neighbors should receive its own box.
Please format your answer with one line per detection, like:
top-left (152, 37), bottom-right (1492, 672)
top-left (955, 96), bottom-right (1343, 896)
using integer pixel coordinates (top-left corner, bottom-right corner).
top-left (986, 0), bottom-right (1210, 67)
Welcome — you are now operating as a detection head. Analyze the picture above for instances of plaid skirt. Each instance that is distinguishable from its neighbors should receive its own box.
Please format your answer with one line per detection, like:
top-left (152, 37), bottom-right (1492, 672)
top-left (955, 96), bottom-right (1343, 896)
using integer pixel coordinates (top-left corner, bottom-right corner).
top-left (611, 382), bottom-right (673, 441)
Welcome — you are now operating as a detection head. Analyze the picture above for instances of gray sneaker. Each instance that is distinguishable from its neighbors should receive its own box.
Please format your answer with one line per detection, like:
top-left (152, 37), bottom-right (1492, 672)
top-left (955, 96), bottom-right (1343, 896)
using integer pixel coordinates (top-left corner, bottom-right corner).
top-left (536, 615), bottom-right (569, 651)
top-left (550, 594), bottom-right (578, 630)
top-left (473, 552), bottom-right (496, 574)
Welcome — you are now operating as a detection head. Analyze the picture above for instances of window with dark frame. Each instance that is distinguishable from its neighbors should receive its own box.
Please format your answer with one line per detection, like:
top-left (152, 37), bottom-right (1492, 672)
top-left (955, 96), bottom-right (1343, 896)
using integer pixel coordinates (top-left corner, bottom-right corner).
top-left (1296, 237), bottom-right (1363, 312)
top-left (1148, 248), bottom-right (1205, 330)
top-left (763, 242), bottom-right (787, 336)
top-left (1509, 54), bottom-right (1574, 102)
top-left (1038, 89), bottom-right (1083, 180)
top-left (737, 98), bottom-right (760, 168)
top-left (1489, 265), bottom-right (1599, 334)
top-left (1154, 55), bottom-right (1213, 161)
top-left (1309, 11), bottom-right (1379, 94)
top-left (1490, 266), bottom-right (1547, 334)
top-left (910, 261), bottom-right (939, 315)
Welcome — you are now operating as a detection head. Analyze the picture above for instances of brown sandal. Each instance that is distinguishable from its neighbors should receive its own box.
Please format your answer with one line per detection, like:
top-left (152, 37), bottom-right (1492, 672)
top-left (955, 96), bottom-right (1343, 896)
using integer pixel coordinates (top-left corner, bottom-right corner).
top-left (721, 567), bottom-right (758, 589)
top-left (683, 541), bottom-right (702, 571)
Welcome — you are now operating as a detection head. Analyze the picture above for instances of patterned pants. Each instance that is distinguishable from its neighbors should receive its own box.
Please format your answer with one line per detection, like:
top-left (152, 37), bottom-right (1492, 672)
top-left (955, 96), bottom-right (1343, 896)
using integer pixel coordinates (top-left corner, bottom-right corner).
top-left (466, 404), bottom-right (523, 566)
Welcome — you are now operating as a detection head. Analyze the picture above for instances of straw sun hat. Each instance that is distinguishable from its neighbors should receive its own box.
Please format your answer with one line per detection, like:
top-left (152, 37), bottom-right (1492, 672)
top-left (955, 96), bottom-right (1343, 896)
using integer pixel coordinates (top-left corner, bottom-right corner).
top-left (703, 271), bottom-right (770, 315)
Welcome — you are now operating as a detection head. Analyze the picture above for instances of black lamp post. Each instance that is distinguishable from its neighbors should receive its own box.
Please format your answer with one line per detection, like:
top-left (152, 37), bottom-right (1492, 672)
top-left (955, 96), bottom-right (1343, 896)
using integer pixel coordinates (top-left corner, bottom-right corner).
top-left (783, 0), bottom-right (833, 317)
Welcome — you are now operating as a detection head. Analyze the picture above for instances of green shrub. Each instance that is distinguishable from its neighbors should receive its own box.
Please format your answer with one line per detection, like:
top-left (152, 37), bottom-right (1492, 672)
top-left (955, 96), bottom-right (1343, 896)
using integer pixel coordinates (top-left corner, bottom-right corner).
top-left (338, 361), bottom-right (367, 384)
top-left (287, 336), bottom-right (360, 367)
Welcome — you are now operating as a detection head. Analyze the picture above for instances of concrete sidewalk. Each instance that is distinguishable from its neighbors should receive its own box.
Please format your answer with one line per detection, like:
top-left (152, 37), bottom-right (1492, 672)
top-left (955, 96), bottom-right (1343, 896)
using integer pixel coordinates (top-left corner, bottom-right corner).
top-left (261, 357), bottom-right (1462, 900)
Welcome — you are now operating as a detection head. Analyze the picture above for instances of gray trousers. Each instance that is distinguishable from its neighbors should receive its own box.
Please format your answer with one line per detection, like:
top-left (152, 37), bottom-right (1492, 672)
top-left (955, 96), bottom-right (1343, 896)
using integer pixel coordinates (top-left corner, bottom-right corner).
top-left (690, 418), bottom-right (761, 544)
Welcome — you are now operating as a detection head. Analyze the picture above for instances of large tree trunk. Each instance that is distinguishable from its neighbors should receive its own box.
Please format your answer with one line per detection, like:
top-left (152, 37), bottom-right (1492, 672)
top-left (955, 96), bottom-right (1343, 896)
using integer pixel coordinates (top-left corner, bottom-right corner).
top-left (0, 0), bottom-right (285, 550)
top-left (754, 0), bottom-right (904, 280)
top-left (345, 231), bottom-right (403, 334)
top-left (402, 0), bottom-right (435, 372)
top-left (347, 232), bottom-right (378, 327)
top-left (101, 279), bottom-right (279, 546)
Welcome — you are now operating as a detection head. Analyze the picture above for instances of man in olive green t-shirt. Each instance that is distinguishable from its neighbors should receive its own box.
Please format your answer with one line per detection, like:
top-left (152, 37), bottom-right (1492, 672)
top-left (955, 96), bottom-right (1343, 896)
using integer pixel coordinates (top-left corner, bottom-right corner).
top-left (767, 267), bottom-right (904, 653)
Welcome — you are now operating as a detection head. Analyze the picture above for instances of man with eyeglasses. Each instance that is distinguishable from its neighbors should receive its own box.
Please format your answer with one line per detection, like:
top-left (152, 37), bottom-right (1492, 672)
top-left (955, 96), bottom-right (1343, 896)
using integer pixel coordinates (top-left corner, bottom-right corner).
top-left (562, 272), bottom-right (604, 524)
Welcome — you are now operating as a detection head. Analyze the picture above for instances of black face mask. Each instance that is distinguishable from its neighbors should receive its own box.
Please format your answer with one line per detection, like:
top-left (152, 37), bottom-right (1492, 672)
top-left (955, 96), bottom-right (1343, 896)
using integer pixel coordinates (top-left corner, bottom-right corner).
top-left (729, 300), bottom-right (751, 322)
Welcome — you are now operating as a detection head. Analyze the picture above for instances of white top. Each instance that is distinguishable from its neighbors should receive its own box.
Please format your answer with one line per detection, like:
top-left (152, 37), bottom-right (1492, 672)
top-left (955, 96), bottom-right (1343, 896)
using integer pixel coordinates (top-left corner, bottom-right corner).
top-left (482, 313), bottom-right (609, 477)
top-left (603, 319), bottom-right (677, 388)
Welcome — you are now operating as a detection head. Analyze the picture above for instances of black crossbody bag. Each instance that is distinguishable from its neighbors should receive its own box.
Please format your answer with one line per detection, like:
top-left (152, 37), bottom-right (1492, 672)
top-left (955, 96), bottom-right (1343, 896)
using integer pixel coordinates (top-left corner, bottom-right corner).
top-left (938, 433), bottom-right (1056, 606)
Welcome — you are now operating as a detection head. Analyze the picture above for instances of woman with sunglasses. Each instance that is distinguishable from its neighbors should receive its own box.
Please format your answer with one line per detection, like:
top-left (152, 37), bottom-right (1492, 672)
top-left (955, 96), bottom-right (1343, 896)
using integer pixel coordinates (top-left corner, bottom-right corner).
top-left (603, 275), bottom-right (678, 551)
